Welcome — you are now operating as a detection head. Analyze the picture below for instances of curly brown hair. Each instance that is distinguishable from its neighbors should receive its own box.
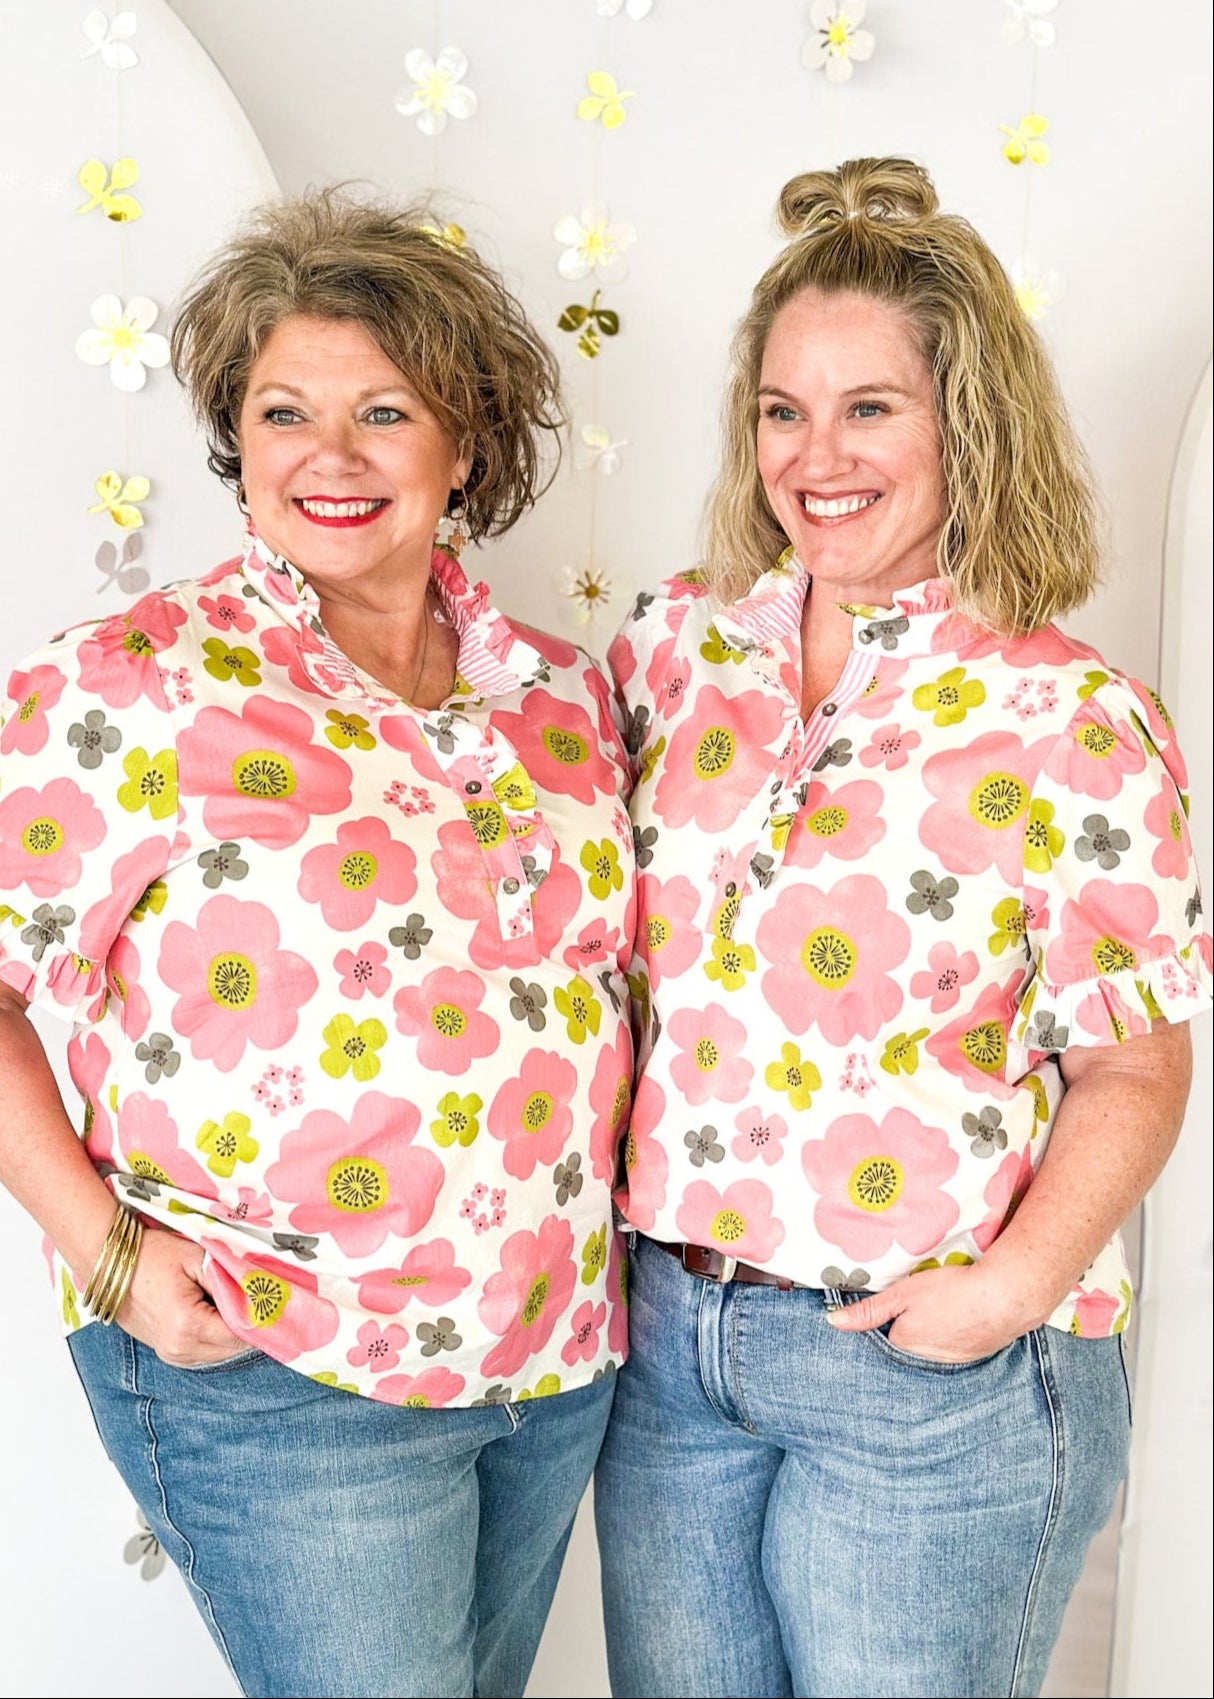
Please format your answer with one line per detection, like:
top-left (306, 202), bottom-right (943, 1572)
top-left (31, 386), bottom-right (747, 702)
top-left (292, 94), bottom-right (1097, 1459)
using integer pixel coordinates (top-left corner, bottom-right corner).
top-left (704, 157), bottom-right (1102, 635)
top-left (171, 188), bottom-right (564, 540)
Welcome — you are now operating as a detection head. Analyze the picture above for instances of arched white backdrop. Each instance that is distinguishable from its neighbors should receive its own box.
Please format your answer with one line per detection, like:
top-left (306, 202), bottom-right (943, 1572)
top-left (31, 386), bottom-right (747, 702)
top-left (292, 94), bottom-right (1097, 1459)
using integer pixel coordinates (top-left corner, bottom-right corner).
top-left (1, 3), bottom-right (1210, 1697)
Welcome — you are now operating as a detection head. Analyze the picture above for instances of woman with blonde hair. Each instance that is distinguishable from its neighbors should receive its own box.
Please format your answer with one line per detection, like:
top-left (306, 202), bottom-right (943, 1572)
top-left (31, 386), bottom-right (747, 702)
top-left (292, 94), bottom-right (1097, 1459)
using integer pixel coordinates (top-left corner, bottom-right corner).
top-left (0, 191), bottom-right (634, 1697)
top-left (597, 156), bottom-right (1209, 1697)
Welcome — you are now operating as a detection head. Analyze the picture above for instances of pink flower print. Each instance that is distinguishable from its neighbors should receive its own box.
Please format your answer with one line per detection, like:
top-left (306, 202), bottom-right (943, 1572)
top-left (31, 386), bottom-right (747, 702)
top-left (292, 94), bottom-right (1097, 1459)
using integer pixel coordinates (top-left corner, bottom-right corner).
top-left (1075, 980), bottom-right (1150, 1045)
top-left (334, 941), bottom-right (391, 1000)
top-left (561, 1299), bottom-right (606, 1367)
top-left (852, 659), bottom-right (908, 720)
top-left (105, 934), bottom-right (151, 1040)
top-left (68, 1029), bottom-right (116, 1166)
top-left (606, 1228), bottom-right (629, 1355)
top-left (490, 689), bottom-right (615, 807)
top-left (200, 1243), bottom-right (340, 1361)
top-left (1045, 879), bottom-right (1171, 988)
top-left (616, 1074), bottom-right (668, 1231)
top-left (346, 1319), bottom-right (409, 1373)
top-left (838, 1051), bottom-right (875, 1098)
top-left (972, 1146), bottom-right (1034, 1251)
top-left (178, 697), bottom-right (352, 850)
top-left (488, 1049), bottom-right (578, 1180)
top-left (356, 1239), bottom-right (473, 1316)
top-left (1070, 1288), bottom-right (1122, 1338)
top-left (784, 778), bottom-right (886, 869)
top-left (158, 894), bottom-right (319, 1073)
top-left (251, 1080), bottom-right (270, 1103)
top-left (259, 623), bottom-right (329, 698)
top-left (2, 663), bottom-right (66, 756)
top-left (675, 1178), bottom-right (786, 1263)
top-left (369, 1367), bottom-right (466, 1408)
top-left (432, 819), bottom-right (580, 973)
top-left (588, 1026), bottom-right (633, 1183)
top-left (479, 1215), bottom-right (578, 1379)
top-left (198, 592), bottom-right (256, 635)
top-left (668, 1003), bottom-right (753, 1106)
top-left (755, 875), bottom-right (909, 1045)
top-left (731, 1105), bottom-right (788, 1167)
top-left (562, 919), bottom-right (622, 973)
top-left (655, 685), bottom-right (787, 832)
top-left (858, 722), bottom-right (921, 772)
top-left (802, 1109), bottom-right (960, 1262)
top-left (286, 1066), bottom-right (304, 1088)
top-left (1143, 775), bottom-right (1193, 881)
top-left (115, 1093), bottom-right (218, 1201)
top-left (920, 730), bottom-right (1055, 883)
top-left (910, 942), bottom-right (980, 1013)
top-left (925, 979), bottom-right (1020, 1094)
top-left (77, 593), bottom-right (188, 708)
top-left (221, 1187), bottom-right (274, 1226)
top-left (0, 778), bottom-right (106, 899)
top-left (298, 816), bottom-right (418, 931)
top-left (393, 965), bottom-right (500, 1075)
top-left (1042, 706), bottom-right (1147, 803)
top-left (637, 873), bottom-right (702, 988)
top-left (264, 1064), bottom-right (283, 1084)
top-left (77, 835), bottom-right (174, 963)
top-left (264, 1091), bottom-right (443, 1256)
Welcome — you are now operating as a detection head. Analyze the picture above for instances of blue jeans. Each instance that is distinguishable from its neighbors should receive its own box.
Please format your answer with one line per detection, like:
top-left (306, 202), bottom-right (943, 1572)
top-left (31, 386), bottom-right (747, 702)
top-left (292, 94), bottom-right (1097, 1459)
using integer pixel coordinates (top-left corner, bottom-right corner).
top-left (594, 1235), bottom-right (1130, 1699)
top-left (69, 1322), bottom-right (614, 1698)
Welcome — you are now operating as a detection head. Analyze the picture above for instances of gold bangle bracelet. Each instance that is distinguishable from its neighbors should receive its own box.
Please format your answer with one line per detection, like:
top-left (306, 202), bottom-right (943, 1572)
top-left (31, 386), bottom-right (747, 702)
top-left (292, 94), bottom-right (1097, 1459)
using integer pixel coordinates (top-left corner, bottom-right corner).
top-left (97, 1216), bottom-right (143, 1326)
top-left (82, 1205), bottom-right (128, 1312)
top-left (84, 1202), bottom-right (141, 1323)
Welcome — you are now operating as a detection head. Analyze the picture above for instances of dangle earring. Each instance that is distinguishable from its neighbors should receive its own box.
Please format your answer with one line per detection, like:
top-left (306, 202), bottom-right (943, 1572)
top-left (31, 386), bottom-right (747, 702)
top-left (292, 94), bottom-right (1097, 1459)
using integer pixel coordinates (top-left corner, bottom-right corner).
top-left (442, 488), bottom-right (469, 557)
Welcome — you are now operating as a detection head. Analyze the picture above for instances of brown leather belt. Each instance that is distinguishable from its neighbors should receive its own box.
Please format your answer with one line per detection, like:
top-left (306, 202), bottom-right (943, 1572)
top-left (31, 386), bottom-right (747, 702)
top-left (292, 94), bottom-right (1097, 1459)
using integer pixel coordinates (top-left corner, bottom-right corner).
top-left (652, 1238), bottom-right (810, 1291)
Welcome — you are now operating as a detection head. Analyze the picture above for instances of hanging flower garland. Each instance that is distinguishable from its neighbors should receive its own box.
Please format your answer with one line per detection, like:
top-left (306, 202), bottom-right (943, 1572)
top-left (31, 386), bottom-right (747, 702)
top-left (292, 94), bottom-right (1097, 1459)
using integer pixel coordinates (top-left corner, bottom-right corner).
top-left (1000, 2), bottom-right (1064, 324)
top-left (801, 0), bottom-right (875, 85)
top-left (394, 47), bottom-right (478, 136)
top-left (87, 470), bottom-right (151, 530)
top-left (81, 9), bottom-right (139, 70)
top-left (76, 157), bottom-right (142, 221)
top-left (1001, 0), bottom-right (1058, 48)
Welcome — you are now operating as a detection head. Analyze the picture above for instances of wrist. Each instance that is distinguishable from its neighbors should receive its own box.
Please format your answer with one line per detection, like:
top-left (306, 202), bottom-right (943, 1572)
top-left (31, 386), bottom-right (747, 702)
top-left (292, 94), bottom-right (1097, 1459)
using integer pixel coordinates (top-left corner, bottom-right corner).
top-left (967, 1246), bottom-right (1065, 1336)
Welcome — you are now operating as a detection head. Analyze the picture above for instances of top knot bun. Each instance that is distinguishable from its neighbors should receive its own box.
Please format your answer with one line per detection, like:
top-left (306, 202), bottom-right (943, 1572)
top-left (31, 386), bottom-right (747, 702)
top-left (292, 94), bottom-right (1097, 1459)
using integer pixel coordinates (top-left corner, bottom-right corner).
top-left (776, 156), bottom-right (939, 238)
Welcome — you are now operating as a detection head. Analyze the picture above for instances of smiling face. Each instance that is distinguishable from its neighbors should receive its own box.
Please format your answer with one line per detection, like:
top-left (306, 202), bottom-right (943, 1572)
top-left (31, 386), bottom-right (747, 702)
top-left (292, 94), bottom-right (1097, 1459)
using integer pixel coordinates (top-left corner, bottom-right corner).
top-left (756, 289), bottom-right (947, 606)
top-left (237, 314), bottom-right (469, 602)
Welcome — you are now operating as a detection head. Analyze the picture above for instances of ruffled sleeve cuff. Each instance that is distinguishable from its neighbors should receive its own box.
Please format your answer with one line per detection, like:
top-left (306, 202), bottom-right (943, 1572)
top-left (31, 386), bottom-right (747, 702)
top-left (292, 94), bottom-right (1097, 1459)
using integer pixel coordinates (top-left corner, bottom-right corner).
top-left (1013, 940), bottom-right (1212, 1059)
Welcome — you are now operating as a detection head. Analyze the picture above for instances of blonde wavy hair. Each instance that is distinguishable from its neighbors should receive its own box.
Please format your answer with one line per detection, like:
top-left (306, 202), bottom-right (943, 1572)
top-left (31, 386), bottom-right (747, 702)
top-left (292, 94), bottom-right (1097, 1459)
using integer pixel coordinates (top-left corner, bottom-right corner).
top-left (703, 157), bottom-right (1101, 634)
top-left (171, 187), bottom-right (563, 541)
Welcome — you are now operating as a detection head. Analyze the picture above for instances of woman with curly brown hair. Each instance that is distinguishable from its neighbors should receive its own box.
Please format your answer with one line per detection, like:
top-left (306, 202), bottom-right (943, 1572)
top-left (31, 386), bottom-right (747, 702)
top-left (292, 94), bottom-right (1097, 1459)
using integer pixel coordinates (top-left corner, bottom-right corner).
top-left (597, 156), bottom-right (1210, 1697)
top-left (0, 191), bottom-right (633, 1697)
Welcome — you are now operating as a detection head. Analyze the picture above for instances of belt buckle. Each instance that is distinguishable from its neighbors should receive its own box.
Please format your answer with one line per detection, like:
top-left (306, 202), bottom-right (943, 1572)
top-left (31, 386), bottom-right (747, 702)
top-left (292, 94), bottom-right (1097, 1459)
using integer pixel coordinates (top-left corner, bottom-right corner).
top-left (681, 1244), bottom-right (738, 1284)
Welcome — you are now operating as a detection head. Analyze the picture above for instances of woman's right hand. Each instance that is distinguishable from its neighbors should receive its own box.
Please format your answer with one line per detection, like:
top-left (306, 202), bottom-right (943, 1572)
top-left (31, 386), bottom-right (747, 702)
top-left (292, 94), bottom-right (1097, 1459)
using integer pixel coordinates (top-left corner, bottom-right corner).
top-left (112, 1227), bottom-right (248, 1367)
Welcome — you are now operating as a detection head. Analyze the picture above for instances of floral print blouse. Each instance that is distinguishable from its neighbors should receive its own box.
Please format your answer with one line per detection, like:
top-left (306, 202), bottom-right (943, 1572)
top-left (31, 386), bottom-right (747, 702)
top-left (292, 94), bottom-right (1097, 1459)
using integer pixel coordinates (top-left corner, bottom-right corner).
top-left (0, 535), bottom-right (634, 1403)
top-left (608, 561), bottom-right (1211, 1336)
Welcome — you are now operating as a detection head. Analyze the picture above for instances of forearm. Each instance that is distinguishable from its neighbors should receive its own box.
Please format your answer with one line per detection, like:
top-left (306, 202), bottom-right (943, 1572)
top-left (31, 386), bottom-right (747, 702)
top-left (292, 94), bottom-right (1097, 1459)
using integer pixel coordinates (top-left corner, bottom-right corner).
top-left (977, 1022), bottom-right (1193, 1330)
top-left (0, 993), bottom-right (117, 1284)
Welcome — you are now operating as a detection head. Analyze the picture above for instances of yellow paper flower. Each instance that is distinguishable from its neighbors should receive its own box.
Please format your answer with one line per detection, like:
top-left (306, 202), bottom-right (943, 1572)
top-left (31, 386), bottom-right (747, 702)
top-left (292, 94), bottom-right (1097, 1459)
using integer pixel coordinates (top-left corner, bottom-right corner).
top-left (557, 292), bottom-right (620, 360)
top-left (87, 470), bottom-right (150, 530)
top-left (77, 157), bottom-right (142, 221)
top-left (1000, 114), bottom-right (1050, 166)
top-left (577, 71), bottom-right (635, 129)
top-left (420, 221), bottom-right (467, 251)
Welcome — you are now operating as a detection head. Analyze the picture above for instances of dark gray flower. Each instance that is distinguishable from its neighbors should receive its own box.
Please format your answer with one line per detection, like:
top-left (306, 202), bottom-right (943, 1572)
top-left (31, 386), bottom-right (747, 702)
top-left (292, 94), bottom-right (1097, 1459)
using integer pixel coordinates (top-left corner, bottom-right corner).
top-left (856, 616), bottom-right (909, 651)
top-left (683, 1125), bottom-right (724, 1168)
top-left (389, 913), bottom-right (433, 960)
top-left (598, 970), bottom-right (622, 1014)
top-left (117, 1170), bottom-right (160, 1203)
top-left (812, 738), bottom-right (853, 772)
top-left (123, 1511), bottom-right (166, 1581)
top-left (821, 1265), bottom-right (871, 1293)
top-left (750, 851), bottom-right (775, 890)
top-left (134, 1032), bottom-right (180, 1084)
top-left (962, 1106), bottom-right (1007, 1159)
top-left (20, 902), bottom-right (75, 963)
top-left (632, 824), bottom-right (658, 870)
top-left (67, 707), bottom-right (121, 769)
top-left (592, 1360), bottom-right (618, 1381)
top-left (623, 702), bottom-right (650, 757)
top-left (423, 715), bottom-right (457, 755)
top-left (630, 591), bottom-right (655, 621)
top-left (522, 658), bottom-right (552, 687)
top-left (509, 977), bottom-right (547, 1031)
top-left (1186, 889), bottom-right (1202, 929)
top-left (1025, 1009), bottom-right (1069, 1052)
top-left (198, 842), bottom-right (248, 888)
top-left (417, 1316), bottom-right (462, 1357)
top-left (554, 1152), bottom-right (584, 1205)
top-left (471, 1383), bottom-right (514, 1406)
top-left (272, 1233), bottom-right (319, 1262)
top-left (906, 869), bottom-right (959, 921)
top-left (1075, 814), bottom-right (1130, 870)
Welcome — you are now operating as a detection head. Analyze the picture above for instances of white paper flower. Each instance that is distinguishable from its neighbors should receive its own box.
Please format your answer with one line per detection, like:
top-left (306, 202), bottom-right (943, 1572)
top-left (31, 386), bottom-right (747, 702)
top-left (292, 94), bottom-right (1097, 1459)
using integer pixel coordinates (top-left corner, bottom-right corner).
top-left (554, 206), bottom-right (635, 285)
top-left (394, 48), bottom-right (478, 136)
top-left (596, 0), bottom-right (655, 19)
top-left (82, 9), bottom-right (139, 70)
top-left (555, 563), bottom-right (629, 626)
top-left (1002, 0), bottom-right (1059, 48)
top-left (75, 295), bottom-right (169, 392)
top-left (575, 425), bottom-right (628, 476)
top-left (801, 0), bottom-right (875, 84)
top-left (1011, 258), bottom-right (1064, 322)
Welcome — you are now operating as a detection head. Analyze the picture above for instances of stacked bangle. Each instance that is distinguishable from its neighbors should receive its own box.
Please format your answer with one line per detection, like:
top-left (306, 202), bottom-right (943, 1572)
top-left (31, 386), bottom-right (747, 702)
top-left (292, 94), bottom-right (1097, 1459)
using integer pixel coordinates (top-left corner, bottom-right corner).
top-left (82, 1201), bottom-right (144, 1326)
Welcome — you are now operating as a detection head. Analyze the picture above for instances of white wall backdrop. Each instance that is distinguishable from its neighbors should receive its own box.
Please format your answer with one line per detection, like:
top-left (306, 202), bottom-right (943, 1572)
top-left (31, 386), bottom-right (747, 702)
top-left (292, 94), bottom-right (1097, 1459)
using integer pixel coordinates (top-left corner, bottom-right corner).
top-left (1, 2), bottom-right (1210, 1695)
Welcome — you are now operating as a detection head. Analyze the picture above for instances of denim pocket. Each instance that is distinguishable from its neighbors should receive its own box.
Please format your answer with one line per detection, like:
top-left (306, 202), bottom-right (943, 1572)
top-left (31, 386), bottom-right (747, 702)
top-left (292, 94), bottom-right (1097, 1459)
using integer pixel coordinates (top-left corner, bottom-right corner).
top-left (174, 1347), bottom-right (263, 1375)
top-left (861, 1323), bottom-right (1014, 1376)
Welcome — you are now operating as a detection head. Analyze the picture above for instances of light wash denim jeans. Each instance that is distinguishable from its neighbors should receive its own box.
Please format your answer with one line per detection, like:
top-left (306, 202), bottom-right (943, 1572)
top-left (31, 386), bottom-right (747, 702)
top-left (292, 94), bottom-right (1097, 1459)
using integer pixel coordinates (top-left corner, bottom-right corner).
top-left (69, 1321), bottom-right (614, 1698)
top-left (594, 1234), bottom-right (1130, 1699)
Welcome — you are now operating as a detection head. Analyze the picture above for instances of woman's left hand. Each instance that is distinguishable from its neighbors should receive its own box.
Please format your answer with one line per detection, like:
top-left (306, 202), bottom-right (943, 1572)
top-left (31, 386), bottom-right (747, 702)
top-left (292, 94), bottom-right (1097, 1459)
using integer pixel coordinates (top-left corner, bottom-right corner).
top-left (825, 1262), bottom-right (1037, 1364)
